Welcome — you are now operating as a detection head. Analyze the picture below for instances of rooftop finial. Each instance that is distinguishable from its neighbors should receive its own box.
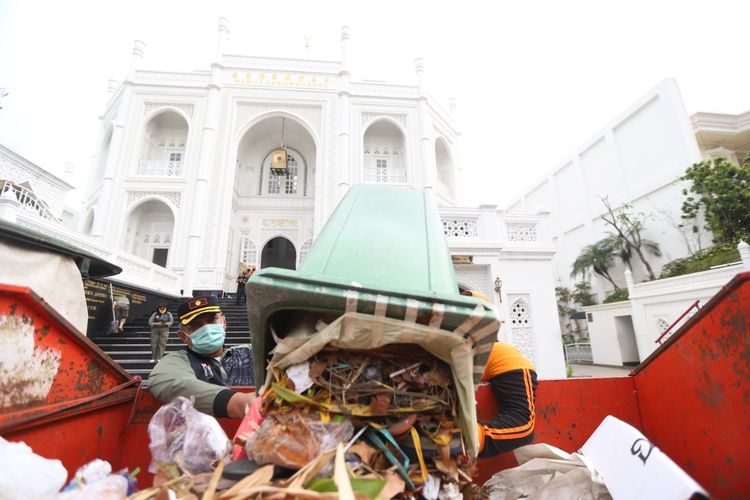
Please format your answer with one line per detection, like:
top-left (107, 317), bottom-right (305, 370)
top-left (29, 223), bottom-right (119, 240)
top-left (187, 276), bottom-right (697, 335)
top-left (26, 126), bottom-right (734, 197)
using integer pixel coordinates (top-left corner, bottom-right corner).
top-left (340, 26), bottom-right (351, 70)
top-left (218, 17), bottom-right (231, 35)
top-left (106, 79), bottom-right (120, 95)
top-left (414, 58), bottom-right (425, 90)
top-left (129, 40), bottom-right (145, 78)
top-left (216, 17), bottom-right (231, 61)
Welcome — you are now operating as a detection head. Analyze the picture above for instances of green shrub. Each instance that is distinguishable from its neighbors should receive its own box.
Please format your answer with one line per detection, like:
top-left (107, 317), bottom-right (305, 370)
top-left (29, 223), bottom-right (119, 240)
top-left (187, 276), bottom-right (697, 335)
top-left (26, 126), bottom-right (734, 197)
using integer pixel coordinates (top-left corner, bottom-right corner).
top-left (659, 244), bottom-right (741, 279)
top-left (603, 289), bottom-right (629, 303)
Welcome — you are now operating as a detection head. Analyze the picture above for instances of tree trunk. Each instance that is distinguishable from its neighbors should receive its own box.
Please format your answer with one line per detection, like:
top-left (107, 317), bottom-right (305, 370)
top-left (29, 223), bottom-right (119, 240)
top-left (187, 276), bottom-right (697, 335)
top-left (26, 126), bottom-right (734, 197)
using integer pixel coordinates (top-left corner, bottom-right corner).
top-left (633, 246), bottom-right (656, 280)
top-left (595, 268), bottom-right (622, 292)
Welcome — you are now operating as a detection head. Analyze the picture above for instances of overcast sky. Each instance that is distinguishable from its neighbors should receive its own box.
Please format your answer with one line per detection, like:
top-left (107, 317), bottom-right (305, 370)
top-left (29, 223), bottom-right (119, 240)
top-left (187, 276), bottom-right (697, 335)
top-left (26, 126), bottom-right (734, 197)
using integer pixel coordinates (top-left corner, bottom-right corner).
top-left (1, 0), bottom-right (749, 209)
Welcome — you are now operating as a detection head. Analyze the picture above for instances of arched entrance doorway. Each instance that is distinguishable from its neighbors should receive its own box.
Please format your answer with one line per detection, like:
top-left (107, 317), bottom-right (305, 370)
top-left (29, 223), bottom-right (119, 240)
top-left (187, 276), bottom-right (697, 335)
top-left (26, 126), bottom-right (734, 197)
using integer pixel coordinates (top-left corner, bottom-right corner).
top-left (122, 199), bottom-right (175, 267)
top-left (261, 237), bottom-right (297, 270)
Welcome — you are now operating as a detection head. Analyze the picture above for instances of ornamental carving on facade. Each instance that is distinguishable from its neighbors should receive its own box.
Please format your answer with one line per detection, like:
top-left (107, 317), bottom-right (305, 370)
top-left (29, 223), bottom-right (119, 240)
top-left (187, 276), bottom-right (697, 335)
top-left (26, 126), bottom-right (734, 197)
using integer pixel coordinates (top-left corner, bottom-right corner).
top-left (126, 191), bottom-right (182, 209)
top-left (361, 112), bottom-right (407, 129)
top-left (143, 102), bottom-right (195, 119)
top-left (136, 71), bottom-right (210, 85)
top-left (441, 217), bottom-right (478, 238)
top-left (506, 223), bottom-right (537, 242)
top-left (509, 296), bottom-right (537, 366)
top-left (262, 218), bottom-right (298, 229)
top-left (235, 102), bottom-right (322, 133)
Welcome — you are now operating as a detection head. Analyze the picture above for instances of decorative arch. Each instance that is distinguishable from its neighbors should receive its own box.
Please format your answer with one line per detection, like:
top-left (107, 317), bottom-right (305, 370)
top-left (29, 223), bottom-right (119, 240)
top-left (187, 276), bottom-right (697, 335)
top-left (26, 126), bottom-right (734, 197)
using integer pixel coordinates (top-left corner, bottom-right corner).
top-left (508, 296), bottom-right (537, 365)
top-left (138, 110), bottom-right (190, 177)
top-left (260, 235), bottom-right (297, 270)
top-left (362, 115), bottom-right (409, 139)
top-left (143, 104), bottom-right (193, 125)
top-left (121, 198), bottom-right (176, 267)
top-left (362, 119), bottom-right (408, 184)
top-left (125, 192), bottom-right (180, 220)
top-left (234, 110), bottom-right (320, 151)
top-left (233, 113), bottom-right (317, 198)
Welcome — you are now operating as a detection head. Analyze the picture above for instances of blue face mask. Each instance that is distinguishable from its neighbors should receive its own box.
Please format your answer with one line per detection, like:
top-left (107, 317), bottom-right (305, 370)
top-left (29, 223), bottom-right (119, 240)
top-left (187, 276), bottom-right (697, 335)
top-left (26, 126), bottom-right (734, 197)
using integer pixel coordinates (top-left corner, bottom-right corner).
top-left (189, 323), bottom-right (226, 355)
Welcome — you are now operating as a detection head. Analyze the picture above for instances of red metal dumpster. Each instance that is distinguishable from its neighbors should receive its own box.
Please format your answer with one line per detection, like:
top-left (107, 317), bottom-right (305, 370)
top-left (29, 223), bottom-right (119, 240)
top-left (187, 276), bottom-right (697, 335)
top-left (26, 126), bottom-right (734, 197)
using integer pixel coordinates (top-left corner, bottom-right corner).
top-left (1, 273), bottom-right (749, 498)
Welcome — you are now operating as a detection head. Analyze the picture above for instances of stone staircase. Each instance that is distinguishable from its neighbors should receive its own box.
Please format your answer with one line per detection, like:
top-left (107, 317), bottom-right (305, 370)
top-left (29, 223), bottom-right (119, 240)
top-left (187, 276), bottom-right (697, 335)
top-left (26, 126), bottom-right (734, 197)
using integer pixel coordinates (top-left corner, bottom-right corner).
top-left (91, 297), bottom-right (252, 381)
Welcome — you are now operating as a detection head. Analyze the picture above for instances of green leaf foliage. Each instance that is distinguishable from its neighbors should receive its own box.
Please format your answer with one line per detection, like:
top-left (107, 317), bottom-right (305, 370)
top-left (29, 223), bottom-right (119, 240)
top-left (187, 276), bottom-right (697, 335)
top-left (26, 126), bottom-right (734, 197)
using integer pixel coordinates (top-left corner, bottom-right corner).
top-left (306, 477), bottom-right (386, 498)
top-left (659, 243), bottom-right (741, 279)
top-left (681, 156), bottom-right (750, 244)
top-left (570, 239), bottom-right (621, 291)
top-left (603, 289), bottom-right (629, 304)
top-left (572, 281), bottom-right (597, 306)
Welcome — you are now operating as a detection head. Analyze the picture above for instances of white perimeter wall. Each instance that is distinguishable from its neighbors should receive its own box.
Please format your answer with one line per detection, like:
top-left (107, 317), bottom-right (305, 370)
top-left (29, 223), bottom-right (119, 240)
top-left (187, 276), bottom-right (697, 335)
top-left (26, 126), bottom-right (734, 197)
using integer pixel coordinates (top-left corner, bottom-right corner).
top-left (583, 260), bottom-right (747, 365)
top-left (582, 301), bottom-right (635, 366)
top-left (628, 263), bottom-right (745, 360)
top-left (506, 79), bottom-right (707, 301)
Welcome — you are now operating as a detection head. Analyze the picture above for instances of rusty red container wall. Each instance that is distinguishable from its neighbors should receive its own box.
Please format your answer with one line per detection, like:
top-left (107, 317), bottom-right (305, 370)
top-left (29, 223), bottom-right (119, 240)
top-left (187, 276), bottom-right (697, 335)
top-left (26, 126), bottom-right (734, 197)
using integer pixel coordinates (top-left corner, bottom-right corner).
top-left (0, 284), bottom-right (137, 477)
top-left (3, 397), bottom-right (136, 480)
top-left (632, 272), bottom-right (750, 498)
top-left (475, 377), bottom-right (642, 484)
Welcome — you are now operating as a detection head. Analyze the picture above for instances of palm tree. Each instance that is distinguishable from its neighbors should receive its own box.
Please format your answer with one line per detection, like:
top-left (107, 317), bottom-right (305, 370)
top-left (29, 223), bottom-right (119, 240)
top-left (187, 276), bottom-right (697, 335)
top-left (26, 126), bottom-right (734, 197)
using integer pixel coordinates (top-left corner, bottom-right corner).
top-left (570, 238), bottom-right (621, 291)
top-left (604, 232), bottom-right (662, 273)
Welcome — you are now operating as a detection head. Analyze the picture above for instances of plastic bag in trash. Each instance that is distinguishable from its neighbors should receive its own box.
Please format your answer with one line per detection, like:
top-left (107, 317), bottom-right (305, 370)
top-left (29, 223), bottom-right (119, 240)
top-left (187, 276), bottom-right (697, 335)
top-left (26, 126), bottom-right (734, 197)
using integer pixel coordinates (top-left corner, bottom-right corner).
top-left (182, 402), bottom-right (231, 474)
top-left (148, 396), bottom-right (230, 474)
top-left (247, 412), bottom-right (353, 469)
top-left (0, 436), bottom-right (68, 500)
top-left (56, 474), bottom-right (128, 500)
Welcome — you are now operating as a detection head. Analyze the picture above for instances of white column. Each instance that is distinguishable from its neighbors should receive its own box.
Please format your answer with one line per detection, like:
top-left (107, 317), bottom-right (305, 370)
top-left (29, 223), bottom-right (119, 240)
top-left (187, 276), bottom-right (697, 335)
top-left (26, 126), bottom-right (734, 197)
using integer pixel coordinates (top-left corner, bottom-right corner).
top-left (624, 268), bottom-right (645, 361)
top-left (92, 41), bottom-right (142, 241)
top-left (337, 26), bottom-right (352, 201)
top-left (414, 58), bottom-right (436, 192)
top-left (624, 268), bottom-right (635, 296)
top-left (738, 240), bottom-right (750, 270)
top-left (447, 97), bottom-right (464, 205)
top-left (0, 186), bottom-right (19, 223)
top-left (181, 21), bottom-right (225, 296)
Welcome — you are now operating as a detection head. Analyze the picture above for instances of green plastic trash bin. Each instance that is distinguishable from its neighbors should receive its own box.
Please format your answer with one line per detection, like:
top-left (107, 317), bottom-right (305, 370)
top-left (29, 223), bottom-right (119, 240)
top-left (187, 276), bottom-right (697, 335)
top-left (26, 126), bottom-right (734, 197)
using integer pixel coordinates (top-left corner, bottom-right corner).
top-left (246, 184), bottom-right (499, 387)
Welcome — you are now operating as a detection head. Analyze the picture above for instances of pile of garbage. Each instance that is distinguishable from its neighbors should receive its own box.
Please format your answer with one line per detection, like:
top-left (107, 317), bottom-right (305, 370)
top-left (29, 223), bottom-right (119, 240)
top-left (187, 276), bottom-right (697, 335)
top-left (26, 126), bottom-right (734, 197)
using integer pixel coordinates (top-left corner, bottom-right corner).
top-left (140, 344), bottom-right (476, 499)
top-left (0, 437), bottom-right (138, 500)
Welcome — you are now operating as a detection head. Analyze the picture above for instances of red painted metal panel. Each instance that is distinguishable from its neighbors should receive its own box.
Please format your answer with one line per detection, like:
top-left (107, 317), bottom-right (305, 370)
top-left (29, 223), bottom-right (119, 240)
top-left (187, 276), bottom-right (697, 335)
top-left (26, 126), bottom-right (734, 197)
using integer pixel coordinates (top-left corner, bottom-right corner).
top-left (475, 376), bottom-right (641, 485)
top-left (0, 285), bottom-right (133, 432)
top-left (3, 396), bottom-right (135, 483)
top-left (632, 272), bottom-right (750, 498)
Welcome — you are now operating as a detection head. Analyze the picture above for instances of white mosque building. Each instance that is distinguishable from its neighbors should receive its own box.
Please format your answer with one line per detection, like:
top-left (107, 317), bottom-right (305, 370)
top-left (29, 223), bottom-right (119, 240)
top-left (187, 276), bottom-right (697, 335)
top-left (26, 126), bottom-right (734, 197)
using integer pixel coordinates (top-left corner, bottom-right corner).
top-left (57, 19), bottom-right (565, 378)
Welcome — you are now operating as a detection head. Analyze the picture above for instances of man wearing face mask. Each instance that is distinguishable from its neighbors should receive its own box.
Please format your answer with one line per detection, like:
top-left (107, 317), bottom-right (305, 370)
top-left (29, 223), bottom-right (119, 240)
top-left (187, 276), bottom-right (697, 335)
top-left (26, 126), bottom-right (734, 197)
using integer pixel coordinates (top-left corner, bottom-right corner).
top-left (149, 296), bottom-right (255, 418)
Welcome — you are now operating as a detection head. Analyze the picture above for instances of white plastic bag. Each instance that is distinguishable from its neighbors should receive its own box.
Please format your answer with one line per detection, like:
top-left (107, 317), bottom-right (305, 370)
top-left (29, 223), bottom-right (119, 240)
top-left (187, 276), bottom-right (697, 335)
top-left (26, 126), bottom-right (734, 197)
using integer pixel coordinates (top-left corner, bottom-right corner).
top-left (0, 436), bottom-right (67, 500)
top-left (148, 396), bottom-right (230, 474)
top-left (182, 404), bottom-right (230, 474)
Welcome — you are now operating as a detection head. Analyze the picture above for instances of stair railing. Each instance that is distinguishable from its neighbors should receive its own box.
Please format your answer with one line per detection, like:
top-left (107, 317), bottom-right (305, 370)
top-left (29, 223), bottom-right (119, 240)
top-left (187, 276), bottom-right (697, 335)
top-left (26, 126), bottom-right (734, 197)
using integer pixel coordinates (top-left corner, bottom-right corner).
top-left (655, 300), bottom-right (700, 345)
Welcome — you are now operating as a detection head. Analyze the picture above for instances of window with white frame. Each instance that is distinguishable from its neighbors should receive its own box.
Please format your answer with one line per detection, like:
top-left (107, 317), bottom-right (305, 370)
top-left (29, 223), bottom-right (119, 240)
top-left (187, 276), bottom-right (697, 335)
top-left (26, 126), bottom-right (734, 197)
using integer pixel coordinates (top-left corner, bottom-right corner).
top-left (240, 235), bottom-right (257, 266)
top-left (375, 158), bottom-right (388, 183)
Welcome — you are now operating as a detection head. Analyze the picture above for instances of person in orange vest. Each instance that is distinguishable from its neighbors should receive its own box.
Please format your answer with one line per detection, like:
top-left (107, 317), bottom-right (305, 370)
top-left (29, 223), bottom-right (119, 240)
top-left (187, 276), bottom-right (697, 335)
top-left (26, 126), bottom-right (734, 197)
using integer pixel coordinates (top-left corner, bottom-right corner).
top-left (476, 341), bottom-right (537, 457)
top-left (459, 287), bottom-right (537, 457)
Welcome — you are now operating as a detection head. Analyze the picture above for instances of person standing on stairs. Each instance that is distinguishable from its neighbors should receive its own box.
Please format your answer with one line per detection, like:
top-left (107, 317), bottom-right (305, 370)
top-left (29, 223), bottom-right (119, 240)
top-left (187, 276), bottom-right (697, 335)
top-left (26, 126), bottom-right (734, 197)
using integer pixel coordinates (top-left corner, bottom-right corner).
top-left (113, 294), bottom-right (130, 333)
top-left (148, 303), bottom-right (174, 362)
top-left (235, 269), bottom-right (249, 306)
